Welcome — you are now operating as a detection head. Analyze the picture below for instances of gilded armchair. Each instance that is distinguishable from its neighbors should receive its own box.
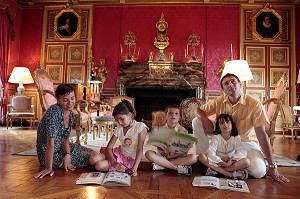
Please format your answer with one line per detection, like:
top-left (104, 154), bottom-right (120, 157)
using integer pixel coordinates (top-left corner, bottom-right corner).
top-left (34, 67), bottom-right (92, 144)
top-left (262, 72), bottom-right (287, 147)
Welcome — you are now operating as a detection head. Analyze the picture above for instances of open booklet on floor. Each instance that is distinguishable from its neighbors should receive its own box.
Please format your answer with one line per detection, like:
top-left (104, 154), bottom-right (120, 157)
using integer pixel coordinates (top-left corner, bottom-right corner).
top-left (192, 176), bottom-right (250, 193)
top-left (76, 171), bottom-right (131, 186)
top-left (147, 126), bottom-right (197, 155)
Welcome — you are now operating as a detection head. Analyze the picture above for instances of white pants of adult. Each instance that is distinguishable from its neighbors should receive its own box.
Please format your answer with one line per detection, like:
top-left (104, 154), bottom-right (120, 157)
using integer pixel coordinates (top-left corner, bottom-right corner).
top-left (192, 117), bottom-right (266, 178)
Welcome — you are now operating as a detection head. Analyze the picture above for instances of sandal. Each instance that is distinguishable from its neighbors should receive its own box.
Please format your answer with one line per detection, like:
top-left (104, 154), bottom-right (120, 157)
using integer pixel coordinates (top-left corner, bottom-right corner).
top-left (233, 169), bottom-right (248, 180)
top-left (206, 168), bottom-right (218, 176)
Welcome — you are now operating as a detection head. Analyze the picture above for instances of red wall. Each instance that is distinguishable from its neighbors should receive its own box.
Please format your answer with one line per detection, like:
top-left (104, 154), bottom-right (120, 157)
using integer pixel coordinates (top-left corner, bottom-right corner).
top-left (19, 8), bottom-right (43, 78)
top-left (92, 4), bottom-right (239, 90)
top-left (16, 4), bottom-right (240, 91)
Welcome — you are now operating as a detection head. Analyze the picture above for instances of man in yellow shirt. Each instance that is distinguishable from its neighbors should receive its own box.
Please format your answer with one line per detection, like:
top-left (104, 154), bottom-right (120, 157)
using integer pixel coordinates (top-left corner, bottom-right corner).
top-left (193, 73), bottom-right (289, 183)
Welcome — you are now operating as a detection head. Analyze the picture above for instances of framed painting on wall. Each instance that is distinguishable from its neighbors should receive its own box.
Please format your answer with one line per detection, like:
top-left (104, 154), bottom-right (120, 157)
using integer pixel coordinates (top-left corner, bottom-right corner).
top-left (68, 45), bottom-right (86, 63)
top-left (251, 3), bottom-right (283, 41)
top-left (244, 3), bottom-right (289, 41)
top-left (46, 65), bottom-right (63, 83)
top-left (270, 47), bottom-right (289, 66)
top-left (246, 68), bottom-right (265, 87)
top-left (67, 65), bottom-right (85, 84)
top-left (47, 45), bottom-right (64, 63)
top-left (246, 46), bottom-right (265, 66)
top-left (246, 90), bottom-right (265, 101)
top-left (270, 68), bottom-right (289, 87)
top-left (53, 4), bottom-right (82, 40)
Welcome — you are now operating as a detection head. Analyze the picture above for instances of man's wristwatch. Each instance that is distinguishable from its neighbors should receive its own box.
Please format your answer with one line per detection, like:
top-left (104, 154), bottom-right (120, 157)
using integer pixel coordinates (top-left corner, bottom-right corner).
top-left (268, 163), bottom-right (277, 168)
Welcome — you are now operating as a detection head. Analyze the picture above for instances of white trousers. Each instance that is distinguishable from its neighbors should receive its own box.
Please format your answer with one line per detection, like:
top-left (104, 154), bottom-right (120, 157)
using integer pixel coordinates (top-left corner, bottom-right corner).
top-left (192, 117), bottom-right (266, 178)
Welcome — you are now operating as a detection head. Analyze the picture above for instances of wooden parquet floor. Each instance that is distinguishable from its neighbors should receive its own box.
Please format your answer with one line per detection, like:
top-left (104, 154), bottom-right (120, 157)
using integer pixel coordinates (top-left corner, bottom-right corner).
top-left (1, 127), bottom-right (300, 199)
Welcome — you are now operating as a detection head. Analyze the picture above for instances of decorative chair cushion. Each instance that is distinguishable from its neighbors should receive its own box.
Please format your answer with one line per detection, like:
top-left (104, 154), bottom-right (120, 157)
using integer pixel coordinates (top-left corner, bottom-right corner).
top-left (152, 111), bottom-right (166, 127)
top-left (180, 97), bottom-right (206, 129)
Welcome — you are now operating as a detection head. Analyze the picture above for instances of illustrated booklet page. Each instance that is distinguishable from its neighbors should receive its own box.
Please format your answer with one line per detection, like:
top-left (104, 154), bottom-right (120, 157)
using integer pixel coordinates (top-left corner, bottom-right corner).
top-left (147, 126), bottom-right (198, 155)
top-left (76, 171), bottom-right (131, 186)
top-left (192, 176), bottom-right (250, 193)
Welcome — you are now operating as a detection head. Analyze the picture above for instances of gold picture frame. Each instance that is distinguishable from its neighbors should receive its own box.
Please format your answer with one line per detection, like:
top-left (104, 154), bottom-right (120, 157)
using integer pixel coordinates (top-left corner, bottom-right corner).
top-left (252, 3), bottom-right (283, 41)
top-left (270, 68), bottom-right (289, 87)
top-left (47, 45), bottom-right (64, 63)
top-left (46, 65), bottom-right (63, 83)
top-left (246, 46), bottom-right (265, 66)
top-left (246, 68), bottom-right (265, 87)
top-left (270, 47), bottom-right (289, 66)
top-left (246, 90), bottom-right (266, 101)
top-left (270, 90), bottom-right (289, 105)
top-left (54, 4), bottom-right (81, 40)
top-left (68, 44), bottom-right (86, 63)
top-left (67, 65), bottom-right (85, 84)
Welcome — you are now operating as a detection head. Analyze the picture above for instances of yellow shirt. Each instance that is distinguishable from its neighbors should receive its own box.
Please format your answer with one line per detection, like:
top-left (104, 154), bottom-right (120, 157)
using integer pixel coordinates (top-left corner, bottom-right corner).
top-left (201, 93), bottom-right (269, 142)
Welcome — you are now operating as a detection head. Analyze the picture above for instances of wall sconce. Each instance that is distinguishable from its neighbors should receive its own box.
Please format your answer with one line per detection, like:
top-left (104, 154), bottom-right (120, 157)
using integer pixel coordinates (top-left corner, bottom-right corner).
top-left (185, 31), bottom-right (204, 63)
top-left (120, 31), bottom-right (140, 62)
top-left (8, 67), bottom-right (34, 95)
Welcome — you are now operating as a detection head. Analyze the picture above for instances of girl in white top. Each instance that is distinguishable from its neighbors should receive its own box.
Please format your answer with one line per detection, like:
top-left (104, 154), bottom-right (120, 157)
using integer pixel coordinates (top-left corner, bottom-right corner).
top-left (198, 113), bottom-right (250, 180)
top-left (91, 99), bottom-right (148, 176)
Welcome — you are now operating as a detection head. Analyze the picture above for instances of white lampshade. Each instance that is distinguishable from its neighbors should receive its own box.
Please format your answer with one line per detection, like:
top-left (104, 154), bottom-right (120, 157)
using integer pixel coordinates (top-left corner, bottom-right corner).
top-left (221, 60), bottom-right (253, 81)
top-left (297, 68), bottom-right (300, 85)
top-left (8, 67), bottom-right (34, 95)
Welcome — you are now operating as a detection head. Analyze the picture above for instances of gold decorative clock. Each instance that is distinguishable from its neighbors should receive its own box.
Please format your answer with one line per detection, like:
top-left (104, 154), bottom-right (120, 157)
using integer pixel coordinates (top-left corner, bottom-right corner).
top-left (154, 13), bottom-right (169, 54)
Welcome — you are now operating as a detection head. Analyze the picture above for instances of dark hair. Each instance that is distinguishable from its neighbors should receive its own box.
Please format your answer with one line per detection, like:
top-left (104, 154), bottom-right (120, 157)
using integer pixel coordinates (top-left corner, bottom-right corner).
top-left (214, 113), bottom-right (238, 137)
top-left (220, 73), bottom-right (241, 89)
top-left (55, 84), bottom-right (74, 99)
top-left (112, 99), bottom-right (136, 118)
top-left (165, 104), bottom-right (180, 113)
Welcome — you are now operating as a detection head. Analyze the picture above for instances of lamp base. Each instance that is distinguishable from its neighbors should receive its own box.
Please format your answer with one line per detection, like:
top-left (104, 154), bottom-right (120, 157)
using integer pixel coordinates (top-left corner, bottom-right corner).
top-left (17, 82), bottom-right (25, 95)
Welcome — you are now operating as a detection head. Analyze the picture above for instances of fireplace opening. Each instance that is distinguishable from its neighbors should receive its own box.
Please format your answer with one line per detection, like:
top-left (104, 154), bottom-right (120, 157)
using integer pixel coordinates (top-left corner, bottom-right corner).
top-left (126, 88), bottom-right (196, 122)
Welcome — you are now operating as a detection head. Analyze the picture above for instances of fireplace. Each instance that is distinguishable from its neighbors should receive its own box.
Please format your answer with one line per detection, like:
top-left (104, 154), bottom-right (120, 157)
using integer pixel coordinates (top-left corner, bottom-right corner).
top-left (127, 88), bottom-right (195, 121)
top-left (116, 62), bottom-right (206, 121)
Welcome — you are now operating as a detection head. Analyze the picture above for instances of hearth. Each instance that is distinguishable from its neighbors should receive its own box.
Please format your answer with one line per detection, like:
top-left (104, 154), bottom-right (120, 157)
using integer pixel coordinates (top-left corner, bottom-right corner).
top-left (116, 62), bottom-right (206, 122)
top-left (127, 88), bottom-right (195, 121)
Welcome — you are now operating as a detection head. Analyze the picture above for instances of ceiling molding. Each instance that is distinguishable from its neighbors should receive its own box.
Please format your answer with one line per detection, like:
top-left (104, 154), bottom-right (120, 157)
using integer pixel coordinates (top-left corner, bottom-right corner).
top-left (17, 0), bottom-right (299, 7)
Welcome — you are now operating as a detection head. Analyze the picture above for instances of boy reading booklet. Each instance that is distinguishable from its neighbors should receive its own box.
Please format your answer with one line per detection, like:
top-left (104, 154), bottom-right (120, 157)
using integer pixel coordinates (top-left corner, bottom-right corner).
top-left (192, 176), bottom-right (250, 193)
top-left (76, 171), bottom-right (131, 186)
top-left (145, 104), bottom-right (198, 175)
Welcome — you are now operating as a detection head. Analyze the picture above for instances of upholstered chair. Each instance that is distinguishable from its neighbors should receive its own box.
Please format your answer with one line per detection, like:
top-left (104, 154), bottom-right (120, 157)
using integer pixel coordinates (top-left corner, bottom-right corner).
top-left (110, 95), bottom-right (134, 110)
top-left (179, 97), bottom-right (206, 131)
top-left (6, 95), bottom-right (35, 129)
top-left (280, 105), bottom-right (300, 140)
top-left (34, 67), bottom-right (92, 144)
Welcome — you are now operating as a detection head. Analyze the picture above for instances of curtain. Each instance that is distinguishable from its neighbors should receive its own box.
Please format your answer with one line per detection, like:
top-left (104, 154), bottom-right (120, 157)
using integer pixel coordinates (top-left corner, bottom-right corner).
top-left (0, 11), bottom-right (12, 124)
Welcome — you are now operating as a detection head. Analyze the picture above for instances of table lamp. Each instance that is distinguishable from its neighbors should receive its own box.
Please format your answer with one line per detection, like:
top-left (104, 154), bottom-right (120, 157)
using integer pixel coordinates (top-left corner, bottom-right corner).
top-left (8, 67), bottom-right (34, 95)
top-left (296, 68), bottom-right (300, 86)
top-left (88, 75), bottom-right (102, 84)
top-left (220, 60), bottom-right (253, 93)
top-left (221, 60), bottom-right (253, 81)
